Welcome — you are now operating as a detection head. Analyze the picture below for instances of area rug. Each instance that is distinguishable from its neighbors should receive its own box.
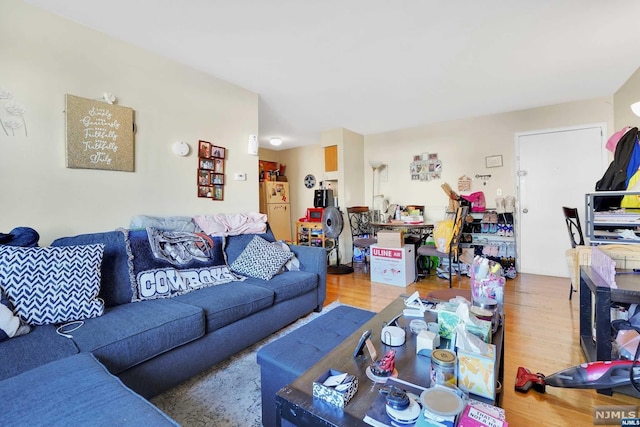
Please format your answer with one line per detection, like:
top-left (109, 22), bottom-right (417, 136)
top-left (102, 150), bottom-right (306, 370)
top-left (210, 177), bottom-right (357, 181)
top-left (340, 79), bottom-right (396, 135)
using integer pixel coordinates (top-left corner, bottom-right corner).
top-left (151, 301), bottom-right (343, 427)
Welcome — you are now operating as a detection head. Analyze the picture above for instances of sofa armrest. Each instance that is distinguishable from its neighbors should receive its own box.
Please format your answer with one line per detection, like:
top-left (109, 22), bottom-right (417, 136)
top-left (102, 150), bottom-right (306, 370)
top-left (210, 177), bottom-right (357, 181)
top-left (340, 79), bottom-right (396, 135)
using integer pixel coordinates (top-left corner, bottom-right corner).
top-left (289, 245), bottom-right (327, 311)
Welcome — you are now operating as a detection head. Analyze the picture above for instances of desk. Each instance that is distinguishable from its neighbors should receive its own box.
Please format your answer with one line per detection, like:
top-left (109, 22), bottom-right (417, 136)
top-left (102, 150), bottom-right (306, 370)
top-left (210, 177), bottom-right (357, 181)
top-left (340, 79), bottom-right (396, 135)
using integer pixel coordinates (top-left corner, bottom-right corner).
top-left (370, 221), bottom-right (435, 243)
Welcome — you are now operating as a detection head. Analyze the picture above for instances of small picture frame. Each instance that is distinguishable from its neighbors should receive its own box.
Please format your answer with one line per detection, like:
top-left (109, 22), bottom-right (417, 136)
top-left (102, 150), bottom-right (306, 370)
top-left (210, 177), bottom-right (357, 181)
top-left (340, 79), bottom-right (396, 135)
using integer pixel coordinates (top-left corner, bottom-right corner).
top-left (199, 159), bottom-right (214, 170)
top-left (214, 158), bottom-right (224, 173)
top-left (198, 169), bottom-right (210, 185)
top-left (199, 140), bottom-right (212, 158)
top-left (198, 186), bottom-right (213, 198)
top-left (211, 173), bottom-right (224, 185)
top-left (213, 185), bottom-right (224, 201)
top-left (212, 146), bottom-right (225, 159)
top-left (485, 155), bottom-right (503, 168)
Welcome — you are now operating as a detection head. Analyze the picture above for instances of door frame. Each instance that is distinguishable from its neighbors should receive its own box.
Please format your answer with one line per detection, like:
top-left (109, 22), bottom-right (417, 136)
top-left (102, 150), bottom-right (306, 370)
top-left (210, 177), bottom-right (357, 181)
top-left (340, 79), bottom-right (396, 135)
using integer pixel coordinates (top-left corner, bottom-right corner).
top-left (513, 122), bottom-right (609, 273)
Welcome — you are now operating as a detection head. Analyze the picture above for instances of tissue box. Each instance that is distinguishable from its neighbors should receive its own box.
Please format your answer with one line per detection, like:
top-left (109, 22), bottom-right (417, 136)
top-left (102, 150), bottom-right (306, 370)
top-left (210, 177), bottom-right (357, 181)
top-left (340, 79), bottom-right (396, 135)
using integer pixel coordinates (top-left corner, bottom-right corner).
top-left (437, 310), bottom-right (461, 339)
top-left (312, 370), bottom-right (358, 408)
top-left (457, 344), bottom-right (497, 400)
top-left (466, 318), bottom-right (492, 344)
top-left (458, 399), bottom-right (507, 427)
top-left (438, 311), bottom-right (492, 343)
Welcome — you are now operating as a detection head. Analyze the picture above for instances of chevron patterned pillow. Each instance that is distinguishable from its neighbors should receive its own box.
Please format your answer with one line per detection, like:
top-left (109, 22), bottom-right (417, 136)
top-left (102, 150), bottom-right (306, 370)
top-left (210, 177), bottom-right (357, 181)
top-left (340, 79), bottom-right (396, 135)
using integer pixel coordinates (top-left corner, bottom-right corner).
top-left (0, 244), bottom-right (105, 326)
top-left (230, 235), bottom-right (293, 280)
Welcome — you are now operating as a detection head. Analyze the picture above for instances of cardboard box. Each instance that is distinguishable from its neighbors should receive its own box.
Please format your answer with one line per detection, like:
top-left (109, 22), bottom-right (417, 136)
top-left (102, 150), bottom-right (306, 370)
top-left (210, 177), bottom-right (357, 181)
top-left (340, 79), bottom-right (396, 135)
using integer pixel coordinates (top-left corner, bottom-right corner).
top-left (457, 345), bottom-right (497, 400)
top-left (312, 370), bottom-right (358, 408)
top-left (370, 244), bottom-right (415, 287)
top-left (376, 230), bottom-right (405, 248)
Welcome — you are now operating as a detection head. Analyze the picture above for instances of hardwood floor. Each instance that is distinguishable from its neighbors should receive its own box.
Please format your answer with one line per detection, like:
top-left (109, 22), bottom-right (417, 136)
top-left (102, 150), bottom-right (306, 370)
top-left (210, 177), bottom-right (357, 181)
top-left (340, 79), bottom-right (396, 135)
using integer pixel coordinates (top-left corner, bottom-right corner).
top-left (323, 266), bottom-right (640, 427)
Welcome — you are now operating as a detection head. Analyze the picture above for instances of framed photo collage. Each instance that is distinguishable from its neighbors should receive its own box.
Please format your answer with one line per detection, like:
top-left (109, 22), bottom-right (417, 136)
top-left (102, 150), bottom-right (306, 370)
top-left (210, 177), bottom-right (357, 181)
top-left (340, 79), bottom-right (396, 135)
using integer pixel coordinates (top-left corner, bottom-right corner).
top-left (197, 140), bottom-right (225, 201)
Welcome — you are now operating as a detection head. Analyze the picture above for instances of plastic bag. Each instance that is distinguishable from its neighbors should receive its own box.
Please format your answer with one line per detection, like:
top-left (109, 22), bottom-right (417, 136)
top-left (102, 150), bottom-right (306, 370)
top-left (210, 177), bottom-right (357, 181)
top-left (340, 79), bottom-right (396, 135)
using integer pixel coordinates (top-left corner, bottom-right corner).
top-left (433, 219), bottom-right (454, 253)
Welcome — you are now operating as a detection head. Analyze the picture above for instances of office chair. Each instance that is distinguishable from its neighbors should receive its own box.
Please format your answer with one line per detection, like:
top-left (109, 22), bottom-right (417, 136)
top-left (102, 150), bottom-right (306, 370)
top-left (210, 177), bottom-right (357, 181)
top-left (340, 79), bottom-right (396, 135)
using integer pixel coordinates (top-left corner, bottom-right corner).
top-left (563, 206), bottom-right (585, 300)
top-left (346, 206), bottom-right (377, 272)
top-left (416, 206), bottom-right (468, 288)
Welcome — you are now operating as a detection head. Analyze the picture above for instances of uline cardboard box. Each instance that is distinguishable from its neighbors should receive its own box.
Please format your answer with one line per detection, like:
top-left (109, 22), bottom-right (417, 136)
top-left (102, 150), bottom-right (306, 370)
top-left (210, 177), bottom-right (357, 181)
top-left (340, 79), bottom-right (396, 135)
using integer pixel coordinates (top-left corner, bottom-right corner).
top-left (370, 244), bottom-right (415, 287)
top-left (375, 230), bottom-right (404, 248)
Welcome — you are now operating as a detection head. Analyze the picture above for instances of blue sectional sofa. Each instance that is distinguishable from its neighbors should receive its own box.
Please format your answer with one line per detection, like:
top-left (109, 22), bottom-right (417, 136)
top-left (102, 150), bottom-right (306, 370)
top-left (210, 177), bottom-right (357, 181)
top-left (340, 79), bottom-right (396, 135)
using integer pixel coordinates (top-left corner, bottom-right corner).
top-left (0, 225), bottom-right (327, 425)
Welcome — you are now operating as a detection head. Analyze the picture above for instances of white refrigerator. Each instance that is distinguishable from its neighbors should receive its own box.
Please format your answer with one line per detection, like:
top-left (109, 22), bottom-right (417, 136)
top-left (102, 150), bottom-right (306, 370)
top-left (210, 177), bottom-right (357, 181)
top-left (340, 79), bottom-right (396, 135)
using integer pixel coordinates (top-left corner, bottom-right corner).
top-left (259, 181), bottom-right (292, 241)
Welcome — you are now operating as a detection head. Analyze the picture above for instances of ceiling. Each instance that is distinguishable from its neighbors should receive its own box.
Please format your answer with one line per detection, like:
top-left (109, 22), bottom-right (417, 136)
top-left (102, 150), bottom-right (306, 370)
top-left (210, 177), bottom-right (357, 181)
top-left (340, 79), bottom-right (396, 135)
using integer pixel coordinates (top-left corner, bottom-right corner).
top-left (26, 0), bottom-right (640, 150)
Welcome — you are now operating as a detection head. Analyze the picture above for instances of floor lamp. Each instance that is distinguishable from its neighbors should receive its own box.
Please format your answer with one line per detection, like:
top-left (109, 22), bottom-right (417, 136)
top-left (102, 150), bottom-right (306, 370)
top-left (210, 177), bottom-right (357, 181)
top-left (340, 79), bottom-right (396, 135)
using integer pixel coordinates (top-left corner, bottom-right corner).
top-left (369, 160), bottom-right (383, 220)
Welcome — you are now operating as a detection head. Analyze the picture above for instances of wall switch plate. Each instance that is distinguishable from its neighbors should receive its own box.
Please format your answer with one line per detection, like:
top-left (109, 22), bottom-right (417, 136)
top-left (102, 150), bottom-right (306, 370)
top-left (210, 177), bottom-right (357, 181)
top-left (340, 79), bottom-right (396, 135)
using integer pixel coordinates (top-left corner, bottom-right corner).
top-left (234, 172), bottom-right (247, 181)
top-left (497, 188), bottom-right (502, 196)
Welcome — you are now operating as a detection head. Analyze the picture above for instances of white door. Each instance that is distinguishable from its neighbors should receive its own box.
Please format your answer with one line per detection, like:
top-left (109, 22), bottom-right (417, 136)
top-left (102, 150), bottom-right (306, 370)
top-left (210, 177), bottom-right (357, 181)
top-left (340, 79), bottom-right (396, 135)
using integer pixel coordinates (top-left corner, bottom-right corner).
top-left (516, 124), bottom-right (608, 277)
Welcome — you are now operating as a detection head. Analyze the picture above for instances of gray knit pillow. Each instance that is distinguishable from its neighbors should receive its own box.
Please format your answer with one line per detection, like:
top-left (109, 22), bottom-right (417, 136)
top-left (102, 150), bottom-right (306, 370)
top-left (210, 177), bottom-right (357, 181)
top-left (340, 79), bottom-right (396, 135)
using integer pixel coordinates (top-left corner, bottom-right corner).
top-left (230, 236), bottom-right (293, 280)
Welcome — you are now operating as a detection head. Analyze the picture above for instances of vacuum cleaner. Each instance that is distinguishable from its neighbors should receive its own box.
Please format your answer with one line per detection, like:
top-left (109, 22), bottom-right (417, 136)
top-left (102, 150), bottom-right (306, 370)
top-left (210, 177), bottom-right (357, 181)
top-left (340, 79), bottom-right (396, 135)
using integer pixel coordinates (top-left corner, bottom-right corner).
top-left (515, 360), bottom-right (640, 393)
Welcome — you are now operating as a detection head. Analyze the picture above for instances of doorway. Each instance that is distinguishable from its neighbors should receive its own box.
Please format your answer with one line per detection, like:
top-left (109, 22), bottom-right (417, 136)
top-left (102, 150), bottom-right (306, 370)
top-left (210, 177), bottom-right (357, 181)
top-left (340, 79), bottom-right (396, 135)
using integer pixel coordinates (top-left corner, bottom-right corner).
top-left (515, 124), bottom-right (608, 277)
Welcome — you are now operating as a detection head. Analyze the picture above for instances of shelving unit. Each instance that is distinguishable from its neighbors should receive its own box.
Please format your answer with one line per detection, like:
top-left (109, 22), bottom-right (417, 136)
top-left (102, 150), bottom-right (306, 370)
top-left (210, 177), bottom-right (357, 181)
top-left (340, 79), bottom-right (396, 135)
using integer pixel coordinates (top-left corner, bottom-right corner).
top-left (461, 211), bottom-right (516, 268)
top-left (294, 221), bottom-right (333, 248)
top-left (585, 191), bottom-right (640, 244)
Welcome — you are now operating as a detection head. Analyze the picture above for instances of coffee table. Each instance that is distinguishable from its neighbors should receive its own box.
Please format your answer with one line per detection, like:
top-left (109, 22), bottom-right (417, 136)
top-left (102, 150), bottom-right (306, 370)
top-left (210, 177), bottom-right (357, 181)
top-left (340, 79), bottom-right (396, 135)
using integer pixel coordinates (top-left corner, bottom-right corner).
top-left (275, 296), bottom-right (504, 426)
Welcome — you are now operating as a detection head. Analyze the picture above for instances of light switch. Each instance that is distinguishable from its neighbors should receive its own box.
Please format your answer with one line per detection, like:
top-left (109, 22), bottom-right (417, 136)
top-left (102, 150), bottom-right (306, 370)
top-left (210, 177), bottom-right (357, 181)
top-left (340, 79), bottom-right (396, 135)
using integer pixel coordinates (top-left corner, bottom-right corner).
top-left (234, 172), bottom-right (246, 181)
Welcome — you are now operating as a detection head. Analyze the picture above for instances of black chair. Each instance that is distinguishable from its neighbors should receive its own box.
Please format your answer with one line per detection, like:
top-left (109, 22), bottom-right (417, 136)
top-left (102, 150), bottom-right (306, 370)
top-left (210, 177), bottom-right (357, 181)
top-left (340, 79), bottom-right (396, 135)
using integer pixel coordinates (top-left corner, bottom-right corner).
top-left (416, 206), bottom-right (468, 288)
top-left (563, 206), bottom-right (585, 300)
top-left (347, 206), bottom-right (377, 272)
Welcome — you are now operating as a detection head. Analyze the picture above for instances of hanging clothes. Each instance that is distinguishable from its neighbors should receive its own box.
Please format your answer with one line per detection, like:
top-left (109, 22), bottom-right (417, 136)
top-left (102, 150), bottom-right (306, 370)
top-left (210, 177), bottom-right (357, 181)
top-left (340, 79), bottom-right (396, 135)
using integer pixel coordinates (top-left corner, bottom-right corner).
top-left (595, 127), bottom-right (639, 211)
top-left (622, 134), bottom-right (640, 207)
top-left (606, 126), bottom-right (633, 152)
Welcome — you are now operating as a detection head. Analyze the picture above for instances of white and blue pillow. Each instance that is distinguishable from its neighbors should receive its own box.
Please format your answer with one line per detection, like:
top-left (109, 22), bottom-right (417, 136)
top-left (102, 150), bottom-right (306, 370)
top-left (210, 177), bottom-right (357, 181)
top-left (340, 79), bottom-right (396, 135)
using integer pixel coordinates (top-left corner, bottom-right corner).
top-left (0, 245), bottom-right (105, 326)
top-left (230, 236), bottom-right (294, 280)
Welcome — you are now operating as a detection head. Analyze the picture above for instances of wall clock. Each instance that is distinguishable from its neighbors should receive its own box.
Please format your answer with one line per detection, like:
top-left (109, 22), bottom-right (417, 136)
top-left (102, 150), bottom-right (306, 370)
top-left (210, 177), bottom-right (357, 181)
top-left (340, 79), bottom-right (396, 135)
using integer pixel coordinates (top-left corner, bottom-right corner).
top-left (304, 174), bottom-right (316, 189)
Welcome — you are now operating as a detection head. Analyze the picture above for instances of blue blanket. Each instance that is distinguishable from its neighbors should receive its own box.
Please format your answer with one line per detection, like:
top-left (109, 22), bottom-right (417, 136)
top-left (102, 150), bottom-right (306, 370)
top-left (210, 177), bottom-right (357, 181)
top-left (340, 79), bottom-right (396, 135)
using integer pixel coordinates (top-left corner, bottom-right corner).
top-left (123, 228), bottom-right (243, 301)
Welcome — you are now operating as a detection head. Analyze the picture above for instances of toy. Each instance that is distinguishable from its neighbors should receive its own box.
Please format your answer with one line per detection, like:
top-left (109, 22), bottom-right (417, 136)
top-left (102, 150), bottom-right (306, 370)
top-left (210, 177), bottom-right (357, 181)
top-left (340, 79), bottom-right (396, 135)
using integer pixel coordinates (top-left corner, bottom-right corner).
top-left (371, 350), bottom-right (396, 377)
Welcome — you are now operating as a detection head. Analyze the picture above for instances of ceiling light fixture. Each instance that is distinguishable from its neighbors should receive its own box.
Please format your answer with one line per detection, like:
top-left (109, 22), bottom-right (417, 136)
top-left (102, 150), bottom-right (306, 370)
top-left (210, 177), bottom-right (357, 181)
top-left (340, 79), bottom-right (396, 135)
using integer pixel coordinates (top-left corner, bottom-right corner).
top-left (269, 138), bottom-right (282, 146)
top-left (631, 101), bottom-right (640, 117)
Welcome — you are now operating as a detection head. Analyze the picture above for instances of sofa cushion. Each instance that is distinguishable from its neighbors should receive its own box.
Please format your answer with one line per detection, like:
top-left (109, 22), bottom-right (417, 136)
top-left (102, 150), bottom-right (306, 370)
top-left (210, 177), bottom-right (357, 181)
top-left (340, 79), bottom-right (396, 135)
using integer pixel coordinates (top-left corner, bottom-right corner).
top-left (230, 235), bottom-right (293, 280)
top-left (69, 299), bottom-right (205, 374)
top-left (247, 271), bottom-right (318, 303)
top-left (0, 324), bottom-right (79, 381)
top-left (174, 281), bottom-right (274, 332)
top-left (0, 245), bottom-right (105, 325)
top-left (0, 352), bottom-right (178, 426)
top-left (125, 228), bottom-right (243, 302)
top-left (52, 230), bottom-right (133, 307)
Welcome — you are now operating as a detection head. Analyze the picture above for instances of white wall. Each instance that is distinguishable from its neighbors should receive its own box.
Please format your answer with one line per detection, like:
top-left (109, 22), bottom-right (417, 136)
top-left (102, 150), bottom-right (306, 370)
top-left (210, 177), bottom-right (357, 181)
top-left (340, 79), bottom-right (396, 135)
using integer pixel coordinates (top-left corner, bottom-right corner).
top-left (0, 0), bottom-right (259, 245)
top-left (364, 97), bottom-right (614, 221)
top-left (614, 67), bottom-right (640, 131)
